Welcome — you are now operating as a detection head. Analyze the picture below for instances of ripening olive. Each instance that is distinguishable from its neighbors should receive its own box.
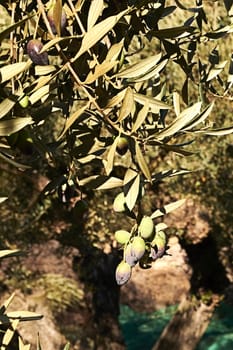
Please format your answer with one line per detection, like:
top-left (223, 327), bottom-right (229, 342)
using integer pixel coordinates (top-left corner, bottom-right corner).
top-left (27, 39), bottom-right (49, 65)
top-left (115, 230), bottom-right (131, 245)
top-left (19, 95), bottom-right (29, 108)
top-left (138, 216), bottom-right (154, 239)
top-left (131, 236), bottom-right (146, 260)
top-left (115, 261), bottom-right (131, 285)
top-left (113, 192), bottom-right (126, 212)
top-left (124, 243), bottom-right (138, 267)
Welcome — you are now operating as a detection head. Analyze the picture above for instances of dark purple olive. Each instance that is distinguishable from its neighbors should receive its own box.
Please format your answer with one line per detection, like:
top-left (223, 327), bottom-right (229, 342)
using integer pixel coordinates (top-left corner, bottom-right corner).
top-left (116, 137), bottom-right (129, 156)
top-left (27, 39), bottom-right (49, 66)
top-left (115, 261), bottom-right (131, 286)
top-left (47, 7), bottom-right (67, 35)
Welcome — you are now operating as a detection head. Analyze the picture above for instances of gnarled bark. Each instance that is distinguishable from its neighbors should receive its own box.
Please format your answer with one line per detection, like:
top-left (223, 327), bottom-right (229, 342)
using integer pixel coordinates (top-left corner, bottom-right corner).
top-left (152, 296), bottom-right (220, 350)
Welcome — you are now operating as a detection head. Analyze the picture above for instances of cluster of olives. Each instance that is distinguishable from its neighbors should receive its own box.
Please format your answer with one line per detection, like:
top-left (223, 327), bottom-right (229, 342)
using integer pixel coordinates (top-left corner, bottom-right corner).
top-left (26, 5), bottom-right (67, 66)
top-left (113, 192), bottom-right (167, 286)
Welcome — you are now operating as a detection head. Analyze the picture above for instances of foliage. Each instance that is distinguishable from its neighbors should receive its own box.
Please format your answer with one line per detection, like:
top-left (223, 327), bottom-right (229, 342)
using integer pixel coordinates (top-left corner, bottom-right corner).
top-left (0, 0), bottom-right (233, 347)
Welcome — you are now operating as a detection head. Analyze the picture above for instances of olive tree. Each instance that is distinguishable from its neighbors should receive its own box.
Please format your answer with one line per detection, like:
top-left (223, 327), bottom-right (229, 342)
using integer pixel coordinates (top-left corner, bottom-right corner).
top-left (0, 0), bottom-right (233, 348)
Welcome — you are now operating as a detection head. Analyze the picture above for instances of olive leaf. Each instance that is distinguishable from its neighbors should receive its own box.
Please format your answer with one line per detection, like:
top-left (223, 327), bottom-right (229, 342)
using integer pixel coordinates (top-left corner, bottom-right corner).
top-left (87, 0), bottom-right (104, 30)
top-left (72, 9), bottom-right (128, 61)
top-left (151, 199), bottom-right (186, 219)
top-left (0, 117), bottom-right (33, 136)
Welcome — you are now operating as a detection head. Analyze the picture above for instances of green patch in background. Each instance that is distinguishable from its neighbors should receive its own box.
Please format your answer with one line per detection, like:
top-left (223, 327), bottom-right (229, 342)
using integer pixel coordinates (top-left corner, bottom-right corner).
top-left (119, 302), bottom-right (233, 350)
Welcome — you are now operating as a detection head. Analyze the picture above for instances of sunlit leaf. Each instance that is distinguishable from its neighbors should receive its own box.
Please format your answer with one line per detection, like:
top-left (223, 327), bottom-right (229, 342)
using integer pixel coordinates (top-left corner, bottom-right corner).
top-left (105, 89), bottom-right (127, 108)
top-left (125, 174), bottom-right (140, 211)
top-left (0, 250), bottom-right (22, 259)
top-left (72, 9), bottom-right (128, 62)
top-left (183, 102), bottom-right (215, 131)
top-left (207, 61), bottom-right (227, 82)
top-left (151, 199), bottom-right (186, 219)
top-left (97, 176), bottom-right (123, 190)
top-left (0, 197), bottom-right (8, 204)
top-left (173, 91), bottom-right (180, 117)
top-left (130, 59), bottom-right (168, 83)
top-left (34, 65), bottom-right (56, 76)
top-left (116, 53), bottom-right (162, 79)
top-left (123, 168), bottom-right (138, 188)
top-left (0, 61), bottom-right (31, 83)
top-left (155, 223), bottom-right (168, 233)
top-left (29, 85), bottom-right (50, 105)
top-left (0, 293), bottom-right (15, 314)
top-left (19, 337), bottom-right (31, 350)
top-left (40, 36), bottom-right (80, 53)
top-left (59, 102), bottom-right (89, 139)
top-left (157, 102), bottom-right (202, 140)
top-left (131, 101), bottom-right (149, 133)
top-left (105, 40), bottom-right (124, 62)
top-left (0, 98), bottom-right (16, 120)
top-left (53, 0), bottom-right (63, 36)
top-left (1, 319), bottom-right (19, 347)
top-left (118, 87), bottom-right (134, 122)
top-left (0, 14), bottom-right (34, 43)
top-left (134, 93), bottom-right (170, 112)
top-left (84, 61), bottom-right (118, 84)
top-left (198, 126), bottom-right (233, 136)
top-left (105, 137), bottom-right (119, 175)
top-left (63, 343), bottom-right (70, 350)
top-left (150, 25), bottom-right (195, 39)
top-left (135, 142), bottom-right (151, 182)
top-left (87, 0), bottom-right (104, 30)
top-left (0, 117), bottom-right (33, 136)
top-left (7, 311), bottom-right (43, 321)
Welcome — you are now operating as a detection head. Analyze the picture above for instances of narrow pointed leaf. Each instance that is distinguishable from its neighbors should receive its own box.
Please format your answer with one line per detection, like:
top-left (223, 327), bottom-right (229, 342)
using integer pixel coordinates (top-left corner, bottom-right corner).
top-left (157, 102), bottom-right (202, 140)
top-left (0, 250), bottom-right (22, 259)
top-left (29, 85), bottom-right (50, 105)
top-left (0, 14), bottom-right (34, 43)
top-left (118, 87), bottom-right (134, 122)
top-left (72, 9), bottom-right (128, 62)
top-left (125, 174), bottom-right (140, 211)
top-left (199, 126), bottom-right (233, 136)
top-left (134, 93), bottom-right (170, 112)
top-left (59, 102), bottom-right (89, 139)
top-left (53, 0), bottom-right (63, 36)
top-left (151, 199), bottom-right (186, 219)
top-left (7, 311), bottom-right (43, 321)
top-left (132, 102), bottom-right (149, 133)
top-left (105, 137), bottom-right (119, 175)
top-left (0, 61), bottom-right (31, 83)
top-left (19, 337), bottom-right (31, 350)
top-left (0, 98), bottom-right (16, 120)
top-left (0, 117), bottom-right (33, 136)
top-left (135, 142), bottom-right (151, 182)
top-left (173, 91), bottom-right (180, 117)
top-left (1, 319), bottom-right (19, 348)
top-left (106, 40), bottom-right (124, 62)
top-left (84, 61), bottom-right (118, 84)
top-left (0, 197), bottom-right (8, 204)
top-left (131, 59), bottom-right (168, 83)
top-left (87, 0), bottom-right (104, 30)
top-left (97, 176), bottom-right (123, 190)
top-left (123, 168), bottom-right (138, 186)
top-left (207, 61), bottom-right (227, 82)
top-left (183, 101), bottom-right (215, 131)
top-left (105, 89), bottom-right (127, 108)
top-left (116, 53), bottom-right (162, 79)
top-left (0, 293), bottom-right (15, 314)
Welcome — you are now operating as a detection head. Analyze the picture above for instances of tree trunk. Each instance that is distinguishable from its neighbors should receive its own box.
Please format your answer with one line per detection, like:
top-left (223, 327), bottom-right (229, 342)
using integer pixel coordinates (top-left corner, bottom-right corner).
top-left (152, 295), bottom-right (219, 350)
